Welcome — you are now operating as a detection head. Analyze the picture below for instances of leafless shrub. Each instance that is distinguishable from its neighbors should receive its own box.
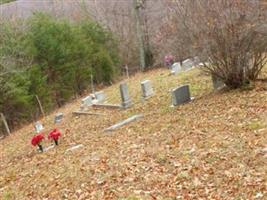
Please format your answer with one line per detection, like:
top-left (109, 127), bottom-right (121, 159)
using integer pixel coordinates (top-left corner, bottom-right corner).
top-left (166, 0), bottom-right (267, 88)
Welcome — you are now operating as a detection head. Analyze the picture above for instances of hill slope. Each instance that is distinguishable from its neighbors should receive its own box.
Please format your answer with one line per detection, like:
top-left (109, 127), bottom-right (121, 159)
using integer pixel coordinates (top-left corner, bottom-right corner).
top-left (0, 68), bottom-right (267, 199)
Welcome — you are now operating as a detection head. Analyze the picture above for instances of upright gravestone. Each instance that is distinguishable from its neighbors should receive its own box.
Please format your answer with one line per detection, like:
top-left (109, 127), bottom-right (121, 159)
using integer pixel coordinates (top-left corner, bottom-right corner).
top-left (171, 85), bottom-right (191, 106)
top-left (170, 62), bottom-right (182, 75)
top-left (182, 59), bottom-right (195, 71)
top-left (120, 82), bottom-right (132, 108)
top-left (94, 91), bottom-right (105, 103)
top-left (141, 80), bottom-right (154, 99)
top-left (212, 74), bottom-right (225, 90)
top-left (81, 96), bottom-right (93, 107)
top-left (193, 56), bottom-right (201, 66)
top-left (34, 121), bottom-right (44, 133)
top-left (54, 113), bottom-right (63, 123)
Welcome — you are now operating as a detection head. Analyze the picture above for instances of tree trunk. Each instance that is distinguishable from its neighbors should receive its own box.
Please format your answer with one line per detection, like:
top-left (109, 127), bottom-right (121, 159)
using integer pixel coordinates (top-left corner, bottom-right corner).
top-left (133, 0), bottom-right (146, 71)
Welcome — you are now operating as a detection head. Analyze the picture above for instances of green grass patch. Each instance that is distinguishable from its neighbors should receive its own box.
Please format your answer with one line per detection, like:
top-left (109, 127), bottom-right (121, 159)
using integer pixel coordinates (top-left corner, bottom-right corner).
top-left (247, 120), bottom-right (266, 130)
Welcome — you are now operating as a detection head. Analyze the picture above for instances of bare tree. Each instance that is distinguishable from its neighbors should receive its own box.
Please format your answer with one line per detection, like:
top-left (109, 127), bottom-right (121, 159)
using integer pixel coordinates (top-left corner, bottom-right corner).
top-left (78, 0), bottom-right (167, 72)
top-left (165, 0), bottom-right (267, 88)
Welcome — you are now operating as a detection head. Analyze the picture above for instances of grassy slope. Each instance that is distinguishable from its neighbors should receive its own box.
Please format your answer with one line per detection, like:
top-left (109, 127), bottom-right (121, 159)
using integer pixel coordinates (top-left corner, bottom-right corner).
top-left (0, 67), bottom-right (266, 199)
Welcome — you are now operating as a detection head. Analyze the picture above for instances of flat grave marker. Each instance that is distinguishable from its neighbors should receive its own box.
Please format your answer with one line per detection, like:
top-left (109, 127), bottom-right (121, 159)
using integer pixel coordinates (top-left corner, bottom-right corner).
top-left (104, 114), bottom-right (143, 132)
top-left (72, 111), bottom-right (106, 116)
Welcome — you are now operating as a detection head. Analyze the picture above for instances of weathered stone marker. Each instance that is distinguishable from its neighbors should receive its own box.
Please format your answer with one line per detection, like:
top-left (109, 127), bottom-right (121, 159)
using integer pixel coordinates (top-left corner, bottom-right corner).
top-left (211, 74), bottom-right (225, 90)
top-left (141, 80), bottom-right (154, 99)
top-left (171, 85), bottom-right (191, 106)
top-left (34, 121), bottom-right (44, 133)
top-left (170, 62), bottom-right (182, 75)
top-left (93, 103), bottom-right (122, 109)
top-left (120, 82), bottom-right (132, 108)
top-left (104, 114), bottom-right (143, 132)
top-left (54, 113), bottom-right (63, 123)
top-left (193, 56), bottom-right (201, 66)
top-left (182, 59), bottom-right (195, 70)
top-left (81, 96), bottom-right (93, 107)
top-left (94, 91), bottom-right (105, 103)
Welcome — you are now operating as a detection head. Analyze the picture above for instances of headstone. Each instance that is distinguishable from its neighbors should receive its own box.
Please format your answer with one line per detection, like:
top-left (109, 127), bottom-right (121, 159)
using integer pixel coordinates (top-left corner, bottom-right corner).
top-left (171, 85), bottom-right (191, 106)
top-left (82, 96), bottom-right (92, 107)
top-left (34, 121), bottom-right (44, 133)
top-left (54, 113), bottom-right (63, 123)
top-left (94, 91), bottom-right (105, 103)
top-left (120, 82), bottom-right (132, 108)
top-left (212, 74), bottom-right (225, 90)
top-left (141, 80), bottom-right (154, 98)
top-left (104, 114), bottom-right (143, 132)
top-left (182, 59), bottom-right (195, 70)
top-left (170, 62), bottom-right (182, 75)
top-left (193, 56), bottom-right (201, 66)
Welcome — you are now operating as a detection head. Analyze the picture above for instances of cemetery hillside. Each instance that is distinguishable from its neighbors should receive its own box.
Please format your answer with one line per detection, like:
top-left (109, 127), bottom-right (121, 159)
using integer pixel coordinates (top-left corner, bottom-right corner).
top-left (0, 0), bottom-right (267, 199)
top-left (0, 67), bottom-right (267, 199)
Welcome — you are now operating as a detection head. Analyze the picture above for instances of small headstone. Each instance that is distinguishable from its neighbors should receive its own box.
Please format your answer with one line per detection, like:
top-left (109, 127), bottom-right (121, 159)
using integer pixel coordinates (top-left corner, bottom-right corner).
top-left (81, 96), bottom-right (93, 107)
top-left (193, 56), bottom-right (201, 66)
top-left (34, 121), bottom-right (44, 133)
top-left (54, 113), bottom-right (63, 123)
top-left (212, 74), bottom-right (225, 90)
top-left (182, 59), bottom-right (195, 70)
top-left (141, 80), bottom-right (154, 99)
top-left (171, 85), bottom-right (191, 106)
top-left (120, 82), bottom-right (132, 108)
top-left (94, 91), bottom-right (105, 103)
top-left (170, 62), bottom-right (182, 75)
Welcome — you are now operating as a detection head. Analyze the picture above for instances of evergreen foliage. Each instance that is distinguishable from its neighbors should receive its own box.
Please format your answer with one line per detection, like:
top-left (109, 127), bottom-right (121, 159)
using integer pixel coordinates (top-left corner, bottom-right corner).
top-left (0, 13), bottom-right (119, 134)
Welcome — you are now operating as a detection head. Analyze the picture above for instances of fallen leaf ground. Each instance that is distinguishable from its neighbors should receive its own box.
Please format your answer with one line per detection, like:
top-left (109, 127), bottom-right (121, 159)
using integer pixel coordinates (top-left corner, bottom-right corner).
top-left (0, 67), bottom-right (267, 200)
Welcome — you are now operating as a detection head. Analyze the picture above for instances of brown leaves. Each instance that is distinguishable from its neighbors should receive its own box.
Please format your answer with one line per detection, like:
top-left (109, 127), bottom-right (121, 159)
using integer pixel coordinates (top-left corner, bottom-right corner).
top-left (0, 68), bottom-right (267, 199)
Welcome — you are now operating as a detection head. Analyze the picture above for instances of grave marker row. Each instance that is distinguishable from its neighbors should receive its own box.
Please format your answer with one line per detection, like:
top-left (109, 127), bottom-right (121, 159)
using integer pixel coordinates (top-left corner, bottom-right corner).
top-left (170, 57), bottom-right (201, 75)
top-left (120, 80), bottom-right (154, 108)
